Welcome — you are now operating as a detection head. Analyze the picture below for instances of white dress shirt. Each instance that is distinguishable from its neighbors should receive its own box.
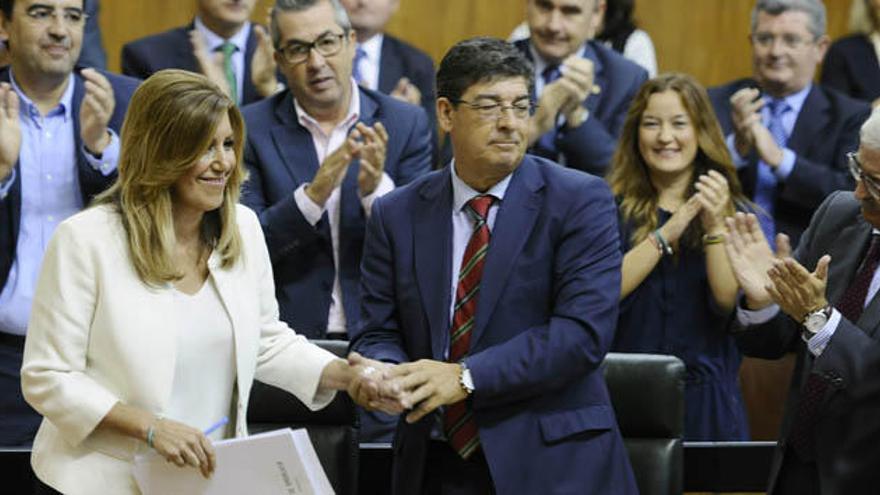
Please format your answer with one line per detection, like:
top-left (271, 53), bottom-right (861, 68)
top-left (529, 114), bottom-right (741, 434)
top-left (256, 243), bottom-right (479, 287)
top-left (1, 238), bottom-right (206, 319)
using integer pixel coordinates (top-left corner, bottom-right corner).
top-left (355, 34), bottom-right (383, 91)
top-left (194, 16), bottom-right (250, 105)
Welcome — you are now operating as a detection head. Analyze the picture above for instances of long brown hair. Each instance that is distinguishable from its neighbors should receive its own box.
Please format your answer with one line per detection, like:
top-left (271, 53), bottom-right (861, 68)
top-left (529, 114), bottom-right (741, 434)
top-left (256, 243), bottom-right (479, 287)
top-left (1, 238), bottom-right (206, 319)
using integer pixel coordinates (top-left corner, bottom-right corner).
top-left (607, 72), bottom-right (751, 250)
top-left (95, 69), bottom-right (247, 286)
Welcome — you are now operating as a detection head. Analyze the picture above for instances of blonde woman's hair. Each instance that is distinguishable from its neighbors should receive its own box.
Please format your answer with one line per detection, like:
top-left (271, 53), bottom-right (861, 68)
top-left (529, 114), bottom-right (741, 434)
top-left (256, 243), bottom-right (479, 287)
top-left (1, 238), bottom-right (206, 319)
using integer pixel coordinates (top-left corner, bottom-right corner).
top-left (607, 72), bottom-right (752, 250)
top-left (94, 69), bottom-right (247, 286)
top-left (849, 0), bottom-right (880, 35)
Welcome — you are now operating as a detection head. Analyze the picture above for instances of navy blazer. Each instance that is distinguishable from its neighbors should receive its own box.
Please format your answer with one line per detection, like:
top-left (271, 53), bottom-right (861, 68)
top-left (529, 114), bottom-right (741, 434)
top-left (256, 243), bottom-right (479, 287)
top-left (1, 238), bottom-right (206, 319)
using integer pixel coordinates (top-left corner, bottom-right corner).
top-left (240, 87), bottom-right (432, 339)
top-left (515, 39), bottom-right (647, 176)
top-left (0, 68), bottom-right (139, 290)
top-left (734, 191), bottom-right (880, 493)
top-left (821, 34), bottom-right (880, 103)
top-left (709, 79), bottom-right (870, 244)
top-left (351, 155), bottom-right (637, 495)
top-left (121, 23), bottom-right (269, 106)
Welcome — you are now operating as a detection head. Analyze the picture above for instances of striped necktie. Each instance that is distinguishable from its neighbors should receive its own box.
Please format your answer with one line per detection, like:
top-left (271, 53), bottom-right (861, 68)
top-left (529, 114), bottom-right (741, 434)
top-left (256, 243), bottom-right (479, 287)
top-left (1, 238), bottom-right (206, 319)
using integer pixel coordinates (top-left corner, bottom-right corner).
top-left (353, 46), bottom-right (367, 86)
top-left (755, 98), bottom-right (790, 242)
top-left (444, 194), bottom-right (494, 459)
top-left (219, 41), bottom-right (238, 104)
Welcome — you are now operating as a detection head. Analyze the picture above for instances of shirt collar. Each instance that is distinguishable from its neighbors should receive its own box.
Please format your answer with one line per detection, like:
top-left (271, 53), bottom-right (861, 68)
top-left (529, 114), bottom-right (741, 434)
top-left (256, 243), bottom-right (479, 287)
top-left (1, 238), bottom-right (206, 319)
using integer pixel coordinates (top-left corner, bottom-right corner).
top-left (450, 159), bottom-right (511, 212)
top-left (293, 78), bottom-right (361, 133)
top-left (357, 33), bottom-right (384, 64)
top-left (765, 83), bottom-right (811, 116)
top-left (10, 69), bottom-right (75, 121)
top-left (194, 16), bottom-right (251, 54)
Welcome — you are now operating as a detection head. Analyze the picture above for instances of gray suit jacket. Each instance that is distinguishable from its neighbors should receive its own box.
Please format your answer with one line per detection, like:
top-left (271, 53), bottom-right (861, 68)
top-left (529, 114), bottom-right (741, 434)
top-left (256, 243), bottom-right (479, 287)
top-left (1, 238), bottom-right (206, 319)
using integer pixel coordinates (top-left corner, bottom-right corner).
top-left (734, 191), bottom-right (880, 493)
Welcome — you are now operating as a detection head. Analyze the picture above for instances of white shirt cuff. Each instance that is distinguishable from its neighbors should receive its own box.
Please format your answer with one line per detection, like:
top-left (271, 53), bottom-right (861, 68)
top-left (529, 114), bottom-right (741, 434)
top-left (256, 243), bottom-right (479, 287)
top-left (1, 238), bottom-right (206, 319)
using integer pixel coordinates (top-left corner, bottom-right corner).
top-left (293, 183), bottom-right (325, 227)
top-left (805, 308), bottom-right (840, 357)
top-left (726, 133), bottom-right (748, 169)
top-left (774, 148), bottom-right (796, 180)
top-left (360, 172), bottom-right (395, 219)
top-left (82, 130), bottom-right (119, 176)
top-left (0, 167), bottom-right (16, 200)
top-left (736, 301), bottom-right (780, 326)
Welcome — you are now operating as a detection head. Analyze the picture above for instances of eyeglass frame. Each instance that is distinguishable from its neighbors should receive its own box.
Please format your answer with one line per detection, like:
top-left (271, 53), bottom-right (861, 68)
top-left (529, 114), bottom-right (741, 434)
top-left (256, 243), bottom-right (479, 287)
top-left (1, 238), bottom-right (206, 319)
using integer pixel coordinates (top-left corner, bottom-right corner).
top-left (275, 31), bottom-right (349, 65)
top-left (750, 32), bottom-right (817, 50)
top-left (450, 97), bottom-right (538, 121)
top-left (23, 5), bottom-right (88, 28)
top-left (848, 151), bottom-right (880, 201)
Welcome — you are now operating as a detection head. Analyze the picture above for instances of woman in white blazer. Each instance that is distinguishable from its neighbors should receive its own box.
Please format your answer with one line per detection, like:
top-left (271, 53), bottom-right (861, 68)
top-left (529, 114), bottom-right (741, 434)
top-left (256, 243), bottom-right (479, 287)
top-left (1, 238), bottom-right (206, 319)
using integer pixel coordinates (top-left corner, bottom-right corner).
top-left (21, 69), bottom-right (393, 494)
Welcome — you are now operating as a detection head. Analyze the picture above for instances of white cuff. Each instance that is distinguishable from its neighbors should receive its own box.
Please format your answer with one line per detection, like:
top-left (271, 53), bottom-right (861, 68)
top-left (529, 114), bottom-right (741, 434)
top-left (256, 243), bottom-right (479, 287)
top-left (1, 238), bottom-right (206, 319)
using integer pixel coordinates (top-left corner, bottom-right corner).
top-left (82, 130), bottom-right (120, 176)
top-left (736, 300), bottom-right (780, 326)
top-left (360, 172), bottom-right (395, 219)
top-left (293, 183), bottom-right (325, 227)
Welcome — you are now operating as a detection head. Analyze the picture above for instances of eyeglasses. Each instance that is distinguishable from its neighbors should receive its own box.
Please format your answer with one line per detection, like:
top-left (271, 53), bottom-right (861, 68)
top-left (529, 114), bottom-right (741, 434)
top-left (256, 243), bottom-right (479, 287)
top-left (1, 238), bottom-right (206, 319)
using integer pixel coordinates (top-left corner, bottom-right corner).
top-left (24, 6), bottom-right (88, 28)
top-left (848, 152), bottom-right (880, 200)
top-left (452, 98), bottom-right (537, 121)
top-left (751, 32), bottom-right (815, 50)
top-left (277, 32), bottom-right (347, 65)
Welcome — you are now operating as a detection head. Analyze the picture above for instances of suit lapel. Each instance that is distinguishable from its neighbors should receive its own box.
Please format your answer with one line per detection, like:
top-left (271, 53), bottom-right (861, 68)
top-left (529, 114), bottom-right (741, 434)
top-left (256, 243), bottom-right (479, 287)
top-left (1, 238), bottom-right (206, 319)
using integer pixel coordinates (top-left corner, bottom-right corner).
top-left (471, 159), bottom-right (543, 346)
top-left (242, 26), bottom-right (259, 104)
top-left (583, 43), bottom-right (603, 115)
top-left (270, 92), bottom-right (321, 185)
top-left (339, 88), bottom-right (379, 262)
top-left (413, 170), bottom-right (453, 359)
top-left (378, 37), bottom-right (403, 94)
top-left (826, 219), bottom-right (872, 306)
top-left (787, 86), bottom-right (828, 157)
top-left (174, 24), bottom-right (200, 73)
top-left (206, 253), bottom-right (249, 401)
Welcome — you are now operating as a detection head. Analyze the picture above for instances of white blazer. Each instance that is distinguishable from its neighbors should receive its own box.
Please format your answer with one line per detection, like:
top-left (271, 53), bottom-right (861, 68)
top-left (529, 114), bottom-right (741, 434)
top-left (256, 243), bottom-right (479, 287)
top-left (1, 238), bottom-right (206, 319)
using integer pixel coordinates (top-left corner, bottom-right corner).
top-left (21, 204), bottom-right (338, 495)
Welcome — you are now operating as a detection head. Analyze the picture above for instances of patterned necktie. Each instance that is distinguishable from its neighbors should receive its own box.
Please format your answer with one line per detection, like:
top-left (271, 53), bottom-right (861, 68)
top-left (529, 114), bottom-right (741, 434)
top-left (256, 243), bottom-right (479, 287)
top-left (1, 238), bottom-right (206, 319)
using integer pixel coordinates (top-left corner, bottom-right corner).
top-left (353, 46), bottom-right (367, 87)
top-left (755, 98), bottom-right (790, 242)
top-left (444, 194), bottom-right (494, 460)
top-left (219, 41), bottom-right (238, 104)
top-left (537, 65), bottom-right (562, 154)
top-left (788, 234), bottom-right (880, 461)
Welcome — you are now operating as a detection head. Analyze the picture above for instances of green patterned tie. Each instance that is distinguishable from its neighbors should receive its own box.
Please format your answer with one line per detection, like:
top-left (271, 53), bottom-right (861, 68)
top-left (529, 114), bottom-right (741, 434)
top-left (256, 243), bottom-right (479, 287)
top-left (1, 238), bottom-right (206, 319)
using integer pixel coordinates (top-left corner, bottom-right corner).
top-left (220, 41), bottom-right (238, 103)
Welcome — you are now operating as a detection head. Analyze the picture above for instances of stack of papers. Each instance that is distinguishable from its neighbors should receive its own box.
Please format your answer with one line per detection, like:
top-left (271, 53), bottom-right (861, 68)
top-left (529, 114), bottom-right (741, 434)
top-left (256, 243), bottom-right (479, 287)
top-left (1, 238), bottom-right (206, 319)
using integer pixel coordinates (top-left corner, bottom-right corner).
top-left (133, 428), bottom-right (334, 495)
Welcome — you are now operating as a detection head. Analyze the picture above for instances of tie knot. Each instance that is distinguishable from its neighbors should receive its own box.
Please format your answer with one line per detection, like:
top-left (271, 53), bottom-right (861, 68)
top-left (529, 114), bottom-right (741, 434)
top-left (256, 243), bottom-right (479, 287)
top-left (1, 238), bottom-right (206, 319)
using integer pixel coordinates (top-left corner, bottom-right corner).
top-left (542, 65), bottom-right (561, 84)
top-left (218, 41), bottom-right (237, 56)
top-left (466, 195), bottom-right (495, 222)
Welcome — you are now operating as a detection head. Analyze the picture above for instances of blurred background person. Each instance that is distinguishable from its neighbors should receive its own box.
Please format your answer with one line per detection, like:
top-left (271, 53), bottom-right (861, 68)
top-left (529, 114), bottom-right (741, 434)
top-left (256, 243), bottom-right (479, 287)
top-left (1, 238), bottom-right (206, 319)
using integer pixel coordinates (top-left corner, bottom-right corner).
top-left (121, 0), bottom-right (281, 105)
top-left (595, 0), bottom-right (656, 77)
top-left (20, 70), bottom-right (394, 494)
top-left (821, 0), bottom-right (880, 106)
top-left (608, 73), bottom-right (752, 440)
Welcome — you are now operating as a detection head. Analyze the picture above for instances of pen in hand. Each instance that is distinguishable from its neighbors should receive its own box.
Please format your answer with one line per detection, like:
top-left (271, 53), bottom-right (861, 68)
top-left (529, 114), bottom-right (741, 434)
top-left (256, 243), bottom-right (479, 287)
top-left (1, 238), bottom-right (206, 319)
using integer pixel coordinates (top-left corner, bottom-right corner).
top-left (203, 417), bottom-right (229, 436)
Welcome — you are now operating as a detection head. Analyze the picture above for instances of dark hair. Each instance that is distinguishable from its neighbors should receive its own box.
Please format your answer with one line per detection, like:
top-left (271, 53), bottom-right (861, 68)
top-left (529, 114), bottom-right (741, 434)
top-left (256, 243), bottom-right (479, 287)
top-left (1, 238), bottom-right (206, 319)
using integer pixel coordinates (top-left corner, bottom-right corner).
top-left (0, 0), bottom-right (86, 19)
top-left (436, 37), bottom-right (534, 103)
top-left (596, 0), bottom-right (637, 53)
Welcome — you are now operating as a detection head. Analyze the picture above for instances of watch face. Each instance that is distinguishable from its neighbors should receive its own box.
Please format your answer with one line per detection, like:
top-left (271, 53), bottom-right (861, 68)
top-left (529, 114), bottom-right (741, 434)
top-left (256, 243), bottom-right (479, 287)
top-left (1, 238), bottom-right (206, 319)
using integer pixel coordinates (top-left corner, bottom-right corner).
top-left (804, 313), bottom-right (828, 334)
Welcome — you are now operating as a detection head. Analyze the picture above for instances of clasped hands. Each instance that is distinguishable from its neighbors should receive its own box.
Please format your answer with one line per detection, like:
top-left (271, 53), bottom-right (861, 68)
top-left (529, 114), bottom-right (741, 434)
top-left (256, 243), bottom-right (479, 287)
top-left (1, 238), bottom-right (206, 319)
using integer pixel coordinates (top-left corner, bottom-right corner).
top-left (723, 212), bottom-right (831, 322)
top-left (347, 353), bottom-right (469, 424)
top-left (729, 87), bottom-right (785, 168)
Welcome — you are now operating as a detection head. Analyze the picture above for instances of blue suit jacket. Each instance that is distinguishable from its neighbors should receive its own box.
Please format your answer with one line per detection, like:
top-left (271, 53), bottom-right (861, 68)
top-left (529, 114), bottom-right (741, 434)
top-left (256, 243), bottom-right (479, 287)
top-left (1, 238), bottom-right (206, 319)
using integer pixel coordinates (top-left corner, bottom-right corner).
top-left (121, 23), bottom-right (269, 106)
top-left (0, 68), bottom-right (139, 290)
top-left (240, 87), bottom-right (432, 339)
top-left (821, 34), bottom-right (880, 103)
top-left (351, 155), bottom-right (637, 495)
top-left (515, 39), bottom-right (647, 176)
top-left (709, 79), bottom-right (870, 244)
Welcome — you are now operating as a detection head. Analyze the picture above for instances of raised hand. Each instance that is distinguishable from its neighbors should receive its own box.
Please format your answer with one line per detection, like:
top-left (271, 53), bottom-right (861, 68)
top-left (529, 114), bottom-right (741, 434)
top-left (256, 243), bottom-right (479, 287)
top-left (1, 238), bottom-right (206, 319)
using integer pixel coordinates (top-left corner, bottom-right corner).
top-left (305, 132), bottom-right (361, 207)
top-left (658, 195), bottom-right (702, 246)
top-left (767, 255), bottom-right (831, 322)
top-left (751, 119), bottom-right (785, 168)
top-left (729, 87), bottom-right (762, 158)
top-left (250, 25), bottom-right (279, 97)
top-left (387, 359), bottom-right (468, 424)
top-left (189, 31), bottom-right (231, 98)
top-left (0, 82), bottom-right (21, 181)
top-left (390, 77), bottom-right (422, 106)
top-left (346, 352), bottom-right (406, 414)
top-left (79, 69), bottom-right (115, 155)
top-left (352, 122), bottom-right (388, 196)
top-left (558, 56), bottom-right (595, 128)
top-left (724, 212), bottom-right (792, 309)
top-left (149, 417), bottom-right (216, 479)
top-left (694, 170), bottom-right (731, 234)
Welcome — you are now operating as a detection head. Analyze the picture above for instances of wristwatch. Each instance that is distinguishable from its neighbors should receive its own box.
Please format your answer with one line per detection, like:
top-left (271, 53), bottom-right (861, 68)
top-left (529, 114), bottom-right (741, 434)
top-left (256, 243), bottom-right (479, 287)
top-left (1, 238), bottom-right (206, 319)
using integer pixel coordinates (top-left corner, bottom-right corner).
top-left (802, 305), bottom-right (833, 337)
top-left (459, 361), bottom-right (474, 396)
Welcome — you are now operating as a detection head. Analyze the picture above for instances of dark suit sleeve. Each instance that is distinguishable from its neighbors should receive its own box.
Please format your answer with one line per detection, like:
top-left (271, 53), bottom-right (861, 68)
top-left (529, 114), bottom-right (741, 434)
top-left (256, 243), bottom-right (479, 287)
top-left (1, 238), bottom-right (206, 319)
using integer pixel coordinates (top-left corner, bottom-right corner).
top-left (389, 106), bottom-right (432, 186)
top-left (556, 68), bottom-right (647, 176)
top-left (779, 105), bottom-right (869, 210)
top-left (349, 197), bottom-right (411, 364)
top-left (120, 43), bottom-right (152, 80)
top-left (240, 138), bottom-right (326, 264)
top-left (467, 179), bottom-right (622, 408)
top-left (821, 41), bottom-right (857, 98)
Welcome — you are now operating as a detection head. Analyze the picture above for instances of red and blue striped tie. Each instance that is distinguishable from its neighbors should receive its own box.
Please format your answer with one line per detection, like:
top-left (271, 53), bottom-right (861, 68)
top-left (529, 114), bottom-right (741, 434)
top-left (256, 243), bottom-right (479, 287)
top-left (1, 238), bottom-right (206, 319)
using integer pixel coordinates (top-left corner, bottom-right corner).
top-left (445, 194), bottom-right (494, 459)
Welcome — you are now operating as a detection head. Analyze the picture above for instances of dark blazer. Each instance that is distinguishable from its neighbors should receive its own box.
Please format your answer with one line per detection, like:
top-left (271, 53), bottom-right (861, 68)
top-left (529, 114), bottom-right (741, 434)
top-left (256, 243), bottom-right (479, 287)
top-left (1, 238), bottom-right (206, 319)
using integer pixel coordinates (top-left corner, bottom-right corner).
top-left (0, 68), bottom-right (139, 291)
top-left (821, 34), bottom-right (880, 103)
top-left (240, 87), bottom-right (432, 339)
top-left (351, 155), bottom-right (638, 495)
top-left (515, 39), bottom-right (647, 176)
top-left (121, 23), bottom-right (268, 106)
top-left (734, 191), bottom-right (880, 493)
top-left (709, 79), bottom-right (870, 244)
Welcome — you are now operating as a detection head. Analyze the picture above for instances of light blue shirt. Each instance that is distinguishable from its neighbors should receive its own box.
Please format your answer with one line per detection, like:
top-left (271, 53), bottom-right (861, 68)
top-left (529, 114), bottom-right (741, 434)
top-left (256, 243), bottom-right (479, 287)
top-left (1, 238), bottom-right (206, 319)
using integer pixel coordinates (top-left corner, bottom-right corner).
top-left (727, 84), bottom-right (812, 181)
top-left (0, 72), bottom-right (119, 336)
top-left (194, 17), bottom-right (250, 105)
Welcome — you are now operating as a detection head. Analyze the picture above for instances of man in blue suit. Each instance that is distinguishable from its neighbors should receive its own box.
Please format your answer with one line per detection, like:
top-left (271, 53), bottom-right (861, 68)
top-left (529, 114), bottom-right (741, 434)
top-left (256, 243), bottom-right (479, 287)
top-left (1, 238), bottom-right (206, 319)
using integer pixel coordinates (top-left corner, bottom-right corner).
top-left (708, 0), bottom-right (870, 246)
top-left (350, 37), bottom-right (637, 495)
top-left (121, 0), bottom-right (280, 106)
top-left (240, 0), bottom-right (431, 341)
top-left (515, 0), bottom-right (646, 176)
top-left (0, 0), bottom-right (138, 446)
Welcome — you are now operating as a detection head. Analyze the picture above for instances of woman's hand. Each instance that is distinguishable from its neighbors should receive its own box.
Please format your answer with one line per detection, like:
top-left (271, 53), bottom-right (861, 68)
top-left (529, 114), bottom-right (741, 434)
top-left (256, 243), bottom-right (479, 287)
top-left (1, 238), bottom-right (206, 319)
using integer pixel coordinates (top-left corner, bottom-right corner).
top-left (149, 417), bottom-right (216, 479)
top-left (658, 195), bottom-right (701, 245)
top-left (694, 170), bottom-right (731, 234)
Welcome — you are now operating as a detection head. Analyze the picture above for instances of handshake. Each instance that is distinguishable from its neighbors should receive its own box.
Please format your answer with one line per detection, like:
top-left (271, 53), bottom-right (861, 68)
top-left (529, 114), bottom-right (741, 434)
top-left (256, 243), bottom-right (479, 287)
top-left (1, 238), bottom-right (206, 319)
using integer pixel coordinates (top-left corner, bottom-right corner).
top-left (345, 353), bottom-right (470, 424)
